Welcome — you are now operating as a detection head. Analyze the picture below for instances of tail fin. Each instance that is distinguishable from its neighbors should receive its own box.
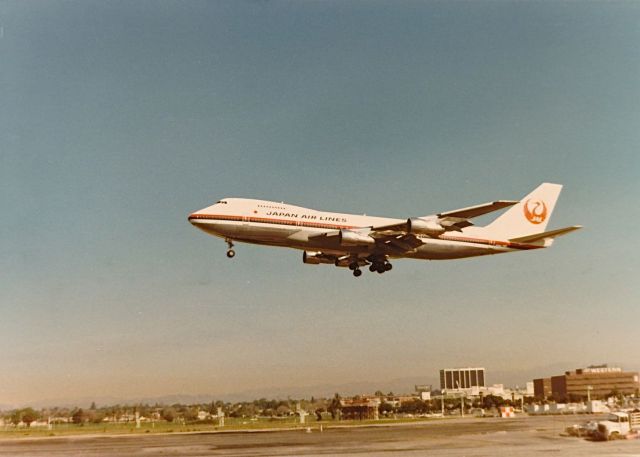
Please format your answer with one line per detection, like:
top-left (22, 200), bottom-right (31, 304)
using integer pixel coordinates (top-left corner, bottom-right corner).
top-left (484, 183), bottom-right (563, 240)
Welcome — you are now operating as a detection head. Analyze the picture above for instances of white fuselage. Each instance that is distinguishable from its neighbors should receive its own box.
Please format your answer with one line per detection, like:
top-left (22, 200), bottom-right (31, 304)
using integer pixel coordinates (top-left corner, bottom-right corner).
top-left (188, 198), bottom-right (538, 260)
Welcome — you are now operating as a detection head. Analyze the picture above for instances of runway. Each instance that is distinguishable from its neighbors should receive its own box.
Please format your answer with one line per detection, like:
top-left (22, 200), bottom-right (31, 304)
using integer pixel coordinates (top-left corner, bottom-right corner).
top-left (1, 416), bottom-right (638, 456)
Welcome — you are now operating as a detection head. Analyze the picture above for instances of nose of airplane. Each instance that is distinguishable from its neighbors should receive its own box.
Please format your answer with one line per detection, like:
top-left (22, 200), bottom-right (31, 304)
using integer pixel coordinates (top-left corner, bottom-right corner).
top-left (188, 202), bottom-right (220, 227)
top-left (188, 212), bottom-right (202, 226)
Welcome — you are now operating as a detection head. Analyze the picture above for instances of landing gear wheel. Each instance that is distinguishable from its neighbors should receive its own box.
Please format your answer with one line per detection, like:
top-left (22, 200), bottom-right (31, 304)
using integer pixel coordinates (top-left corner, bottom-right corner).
top-left (353, 269), bottom-right (362, 277)
top-left (225, 238), bottom-right (235, 258)
top-left (376, 264), bottom-right (386, 273)
top-left (369, 265), bottom-right (376, 272)
top-left (348, 262), bottom-right (358, 271)
top-left (384, 262), bottom-right (392, 271)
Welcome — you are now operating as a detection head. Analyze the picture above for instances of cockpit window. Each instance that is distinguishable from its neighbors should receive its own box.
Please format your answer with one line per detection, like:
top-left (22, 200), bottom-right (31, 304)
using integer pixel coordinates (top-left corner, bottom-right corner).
top-left (216, 200), bottom-right (228, 204)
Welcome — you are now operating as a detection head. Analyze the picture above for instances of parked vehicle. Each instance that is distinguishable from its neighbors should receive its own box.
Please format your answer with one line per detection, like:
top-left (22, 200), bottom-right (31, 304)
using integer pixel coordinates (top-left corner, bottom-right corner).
top-left (566, 420), bottom-right (599, 437)
top-left (594, 412), bottom-right (640, 441)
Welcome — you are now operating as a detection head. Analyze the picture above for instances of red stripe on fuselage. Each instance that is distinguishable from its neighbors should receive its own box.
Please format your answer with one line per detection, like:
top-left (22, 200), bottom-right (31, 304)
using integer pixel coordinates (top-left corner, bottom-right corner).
top-left (188, 213), bottom-right (358, 230)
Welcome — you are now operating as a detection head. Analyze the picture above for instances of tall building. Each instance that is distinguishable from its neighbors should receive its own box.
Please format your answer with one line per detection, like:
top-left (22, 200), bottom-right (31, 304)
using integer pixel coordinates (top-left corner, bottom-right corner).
top-left (533, 365), bottom-right (640, 401)
top-left (440, 367), bottom-right (485, 390)
top-left (533, 378), bottom-right (552, 399)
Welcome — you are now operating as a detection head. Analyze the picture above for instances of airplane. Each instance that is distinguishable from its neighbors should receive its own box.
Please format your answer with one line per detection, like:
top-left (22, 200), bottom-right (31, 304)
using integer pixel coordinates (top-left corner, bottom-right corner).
top-left (188, 183), bottom-right (581, 277)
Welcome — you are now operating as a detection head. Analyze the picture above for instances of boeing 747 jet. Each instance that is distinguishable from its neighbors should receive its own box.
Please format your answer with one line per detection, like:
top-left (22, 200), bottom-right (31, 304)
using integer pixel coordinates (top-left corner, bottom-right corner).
top-left (188, 183), bottom-right (581, 277)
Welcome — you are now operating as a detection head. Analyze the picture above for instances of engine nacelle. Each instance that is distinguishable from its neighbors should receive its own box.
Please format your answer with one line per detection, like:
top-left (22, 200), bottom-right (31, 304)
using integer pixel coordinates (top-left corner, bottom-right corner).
top-left (339, 229), bottom-right (375, 246)
top-left (303, 251), bottom-right (334, 265)
top-left (407, 217), bottom-right (445, 236)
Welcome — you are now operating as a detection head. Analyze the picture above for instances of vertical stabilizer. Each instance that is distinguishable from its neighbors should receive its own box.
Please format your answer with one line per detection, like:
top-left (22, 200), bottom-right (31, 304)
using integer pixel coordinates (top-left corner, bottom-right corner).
top-left (484, 183), bottom-right (563, 240)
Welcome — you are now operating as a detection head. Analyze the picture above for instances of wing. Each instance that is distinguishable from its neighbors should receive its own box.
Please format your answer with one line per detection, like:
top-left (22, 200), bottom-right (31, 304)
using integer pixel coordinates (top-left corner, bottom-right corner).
top-left (372, 200), bottom-right (518, 234)
top-left (371, 232), bottom-right (426, 256)
top-left (307, 228), bottom-right (425, 259)
top-left (438, 200), bottom-right (518, 219)
top-left (306, 200), bottom-right (519, 259)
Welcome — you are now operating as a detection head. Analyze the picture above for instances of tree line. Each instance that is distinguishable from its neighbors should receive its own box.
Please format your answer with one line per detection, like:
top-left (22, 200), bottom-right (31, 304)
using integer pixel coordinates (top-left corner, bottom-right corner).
top-left (2, 393), bottom-right (529, 427)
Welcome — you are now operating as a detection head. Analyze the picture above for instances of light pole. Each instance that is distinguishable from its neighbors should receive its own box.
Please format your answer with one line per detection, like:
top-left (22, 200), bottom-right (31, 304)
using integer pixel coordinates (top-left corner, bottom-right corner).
top-left (587, 385), bottom-right (593, 403)
top-left (456, 381), bottom-right (464, 417)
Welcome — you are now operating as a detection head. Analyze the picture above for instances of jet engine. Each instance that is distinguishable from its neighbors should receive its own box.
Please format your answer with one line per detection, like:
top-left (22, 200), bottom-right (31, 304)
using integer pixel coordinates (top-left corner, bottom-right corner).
top-left (407, 217), bottom-right (446, 237)
top-left (339, 229), bottom-right (375, 246)
top-left (303, 251), bottom-right (335, 265)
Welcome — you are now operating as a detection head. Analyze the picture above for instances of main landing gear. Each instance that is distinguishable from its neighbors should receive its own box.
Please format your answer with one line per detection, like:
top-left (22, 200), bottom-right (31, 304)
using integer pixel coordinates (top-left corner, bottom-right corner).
top-left (348, 259), bottom-right (392, 278)
top-left (348, 262), bottom-right (362, 277)
top-left (368, 261), bottom-right (392, 274)
top-left (225, 239), bottom-right (235, 258)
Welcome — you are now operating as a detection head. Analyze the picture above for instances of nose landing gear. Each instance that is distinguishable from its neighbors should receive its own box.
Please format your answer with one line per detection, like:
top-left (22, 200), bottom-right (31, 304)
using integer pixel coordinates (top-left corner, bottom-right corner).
top-left (225, 239), bottom-right (235, 258)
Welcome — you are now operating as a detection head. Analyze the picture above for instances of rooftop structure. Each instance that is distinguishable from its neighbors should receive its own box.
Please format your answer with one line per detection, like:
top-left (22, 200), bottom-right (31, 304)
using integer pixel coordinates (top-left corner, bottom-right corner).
top-left (339, 398), bottom-right (380, 420)
top-left (440, 367), bottom-right (485, 391)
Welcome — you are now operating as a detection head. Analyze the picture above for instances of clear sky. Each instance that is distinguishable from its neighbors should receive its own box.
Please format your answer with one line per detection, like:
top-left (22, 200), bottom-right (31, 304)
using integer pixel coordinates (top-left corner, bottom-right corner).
top-left (1, 0), bottom-right (639, 406)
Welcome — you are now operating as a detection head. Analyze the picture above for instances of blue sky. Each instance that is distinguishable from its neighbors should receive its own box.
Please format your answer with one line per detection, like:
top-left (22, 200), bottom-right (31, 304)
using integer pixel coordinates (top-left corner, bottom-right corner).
top-left (1, 0), bottom-right (639, 405)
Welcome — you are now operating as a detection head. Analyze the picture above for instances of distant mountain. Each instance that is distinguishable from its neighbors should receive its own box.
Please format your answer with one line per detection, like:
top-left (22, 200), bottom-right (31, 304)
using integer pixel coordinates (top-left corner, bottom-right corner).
top-left (19, 394), bottom-right (218, 410)
top-left (218, 376), bottom-right (440, 402)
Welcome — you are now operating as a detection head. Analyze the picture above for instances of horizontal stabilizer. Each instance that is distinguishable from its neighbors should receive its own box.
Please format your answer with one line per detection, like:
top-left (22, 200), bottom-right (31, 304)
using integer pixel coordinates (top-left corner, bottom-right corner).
top-left (509, 225), bottom-right (582, 243)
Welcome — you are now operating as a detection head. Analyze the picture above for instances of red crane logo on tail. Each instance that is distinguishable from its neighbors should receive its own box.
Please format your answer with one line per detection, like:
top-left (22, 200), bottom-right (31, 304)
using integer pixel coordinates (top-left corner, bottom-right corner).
top-left (524, 199), bottom-right (547, 224)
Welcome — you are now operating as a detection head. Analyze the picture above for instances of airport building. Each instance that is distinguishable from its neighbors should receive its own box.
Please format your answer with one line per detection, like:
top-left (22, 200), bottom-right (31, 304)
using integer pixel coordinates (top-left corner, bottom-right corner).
top-left (533, 365), bottom-right (640, 401)
top-left (440, 367), bottom-right (485, 391)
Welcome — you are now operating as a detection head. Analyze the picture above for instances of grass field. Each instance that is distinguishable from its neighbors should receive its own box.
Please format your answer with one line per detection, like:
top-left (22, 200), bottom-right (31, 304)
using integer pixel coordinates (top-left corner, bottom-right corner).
top-left (0, 416), bottom-right (442, 439)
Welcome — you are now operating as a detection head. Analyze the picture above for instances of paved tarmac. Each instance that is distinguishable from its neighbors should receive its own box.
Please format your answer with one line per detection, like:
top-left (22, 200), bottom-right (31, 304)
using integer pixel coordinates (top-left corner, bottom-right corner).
top-left (1, 415), bottom-right (639, 456)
